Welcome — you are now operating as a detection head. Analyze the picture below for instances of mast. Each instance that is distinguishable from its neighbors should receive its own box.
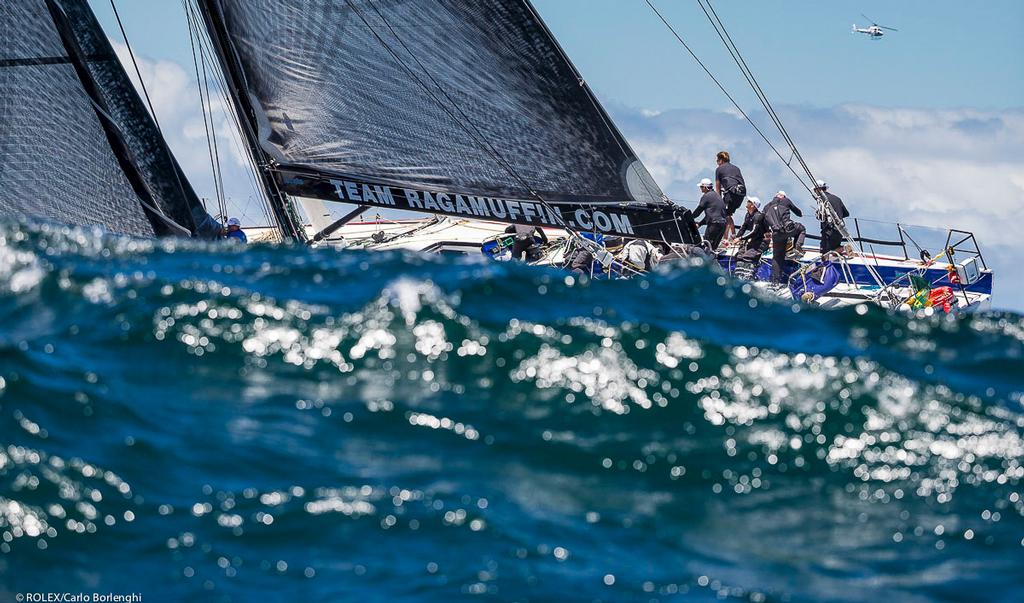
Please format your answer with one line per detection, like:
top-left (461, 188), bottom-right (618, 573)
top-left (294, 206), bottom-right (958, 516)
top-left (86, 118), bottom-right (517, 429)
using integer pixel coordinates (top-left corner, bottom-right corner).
top-left (194, 0), bottom-right (304, 241)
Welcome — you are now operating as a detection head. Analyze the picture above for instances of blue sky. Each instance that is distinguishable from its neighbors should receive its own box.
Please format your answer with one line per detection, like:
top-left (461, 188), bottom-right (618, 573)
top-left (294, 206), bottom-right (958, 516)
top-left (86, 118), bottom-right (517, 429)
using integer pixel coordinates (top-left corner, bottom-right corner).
top-left (90, 1), bottom-right (1023, 310)
top-left (92, 1), bottom-right (1024, 111)
top-left (535, 0), bottom-right (1024, 111)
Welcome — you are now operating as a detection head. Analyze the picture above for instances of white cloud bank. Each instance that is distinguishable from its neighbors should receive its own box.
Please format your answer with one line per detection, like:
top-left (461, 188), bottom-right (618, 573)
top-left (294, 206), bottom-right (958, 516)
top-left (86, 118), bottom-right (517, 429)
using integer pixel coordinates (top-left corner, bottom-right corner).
top-left (614, 104), bottom-right (1023, 246)
top-left (613, 104), bottom-right (1024, 310)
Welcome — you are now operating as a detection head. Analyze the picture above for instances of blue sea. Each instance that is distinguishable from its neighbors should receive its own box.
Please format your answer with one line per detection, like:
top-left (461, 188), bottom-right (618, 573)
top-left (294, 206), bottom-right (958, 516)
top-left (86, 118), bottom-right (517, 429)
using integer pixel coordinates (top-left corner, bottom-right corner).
top-left (1, 221), bottom-right (1022, 602)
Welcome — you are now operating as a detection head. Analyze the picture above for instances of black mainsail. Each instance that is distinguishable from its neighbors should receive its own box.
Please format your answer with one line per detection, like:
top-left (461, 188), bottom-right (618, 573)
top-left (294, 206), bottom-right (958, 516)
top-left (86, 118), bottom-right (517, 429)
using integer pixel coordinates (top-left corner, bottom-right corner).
top-left (197, 0), bottom-right (698, 244)
top-left (0, 0), bottom-right (218, 237)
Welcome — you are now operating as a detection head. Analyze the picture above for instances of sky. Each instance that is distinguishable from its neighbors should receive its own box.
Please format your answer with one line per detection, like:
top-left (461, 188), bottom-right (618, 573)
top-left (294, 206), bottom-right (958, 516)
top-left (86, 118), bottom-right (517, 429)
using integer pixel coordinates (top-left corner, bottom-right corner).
top-left (89, 1), bottom-right (1024, 310)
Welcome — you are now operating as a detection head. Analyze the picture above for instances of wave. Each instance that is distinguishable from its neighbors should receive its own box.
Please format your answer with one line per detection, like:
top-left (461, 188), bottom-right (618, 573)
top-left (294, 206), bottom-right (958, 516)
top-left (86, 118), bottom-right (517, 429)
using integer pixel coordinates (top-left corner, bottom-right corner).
top-left (1, 220), bottom-right (1022, 602)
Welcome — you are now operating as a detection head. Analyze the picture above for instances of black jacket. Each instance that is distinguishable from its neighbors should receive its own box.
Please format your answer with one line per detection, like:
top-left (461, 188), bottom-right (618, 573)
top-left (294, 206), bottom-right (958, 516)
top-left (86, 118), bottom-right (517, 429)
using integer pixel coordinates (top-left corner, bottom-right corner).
top-left (715, 162), bottom-right (745, 192)
top-left (693, 191), bottom-right (727, 225)
top-left (737, 210), bottom-right (768, 250)
top-left (763, 196), bottom-right (802, 230)
top-left (821, 192), bottom-right (849, 223)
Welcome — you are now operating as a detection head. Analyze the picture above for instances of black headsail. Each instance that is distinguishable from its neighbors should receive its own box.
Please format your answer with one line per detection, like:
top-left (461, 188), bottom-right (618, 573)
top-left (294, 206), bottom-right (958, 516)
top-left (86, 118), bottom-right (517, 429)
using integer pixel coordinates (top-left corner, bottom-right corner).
top-left (0, 0), bottom-right (218, 237)
top-left (196, 0), bottom-right (698, 244)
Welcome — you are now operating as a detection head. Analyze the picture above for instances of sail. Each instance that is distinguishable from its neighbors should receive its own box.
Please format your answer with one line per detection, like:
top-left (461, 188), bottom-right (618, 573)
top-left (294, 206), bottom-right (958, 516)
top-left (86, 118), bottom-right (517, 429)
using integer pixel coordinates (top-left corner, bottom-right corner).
top-left (0, 0), bottom-right (218, 237)
top-left (199, 0), bottom-right (698, 243)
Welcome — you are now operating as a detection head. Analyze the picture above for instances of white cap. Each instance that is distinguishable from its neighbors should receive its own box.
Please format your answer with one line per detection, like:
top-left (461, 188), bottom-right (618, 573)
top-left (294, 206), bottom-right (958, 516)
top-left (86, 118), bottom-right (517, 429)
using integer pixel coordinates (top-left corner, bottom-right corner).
top-left (699, 178), bottom-right (713, 188)
top-left (775, 190), bottom-right (787, 199)
top-left (815, 179), bottom-right (827, 189)
top-left (746, 196), bottom-right (761, 209)
top-left (227, 217), bottom-right (241, 227)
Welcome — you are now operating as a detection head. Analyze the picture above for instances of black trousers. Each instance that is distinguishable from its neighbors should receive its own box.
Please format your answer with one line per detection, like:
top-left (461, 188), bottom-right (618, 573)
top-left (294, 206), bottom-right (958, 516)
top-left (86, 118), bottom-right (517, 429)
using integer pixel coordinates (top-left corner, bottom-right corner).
top-left (723, 192), bottom-right (745, 217)
top-left (792, 222), bottom-right (807, 250)
top-left (704, 222), bottom-right (726, 250)
top-left (511, 238), bottom-right (537, 261)
top-left (771, 231), bottom-right (790, 284)
top-left (819, 223), bottom-right (842, 253)
top-left (736, 244), bottom-right (765, 263)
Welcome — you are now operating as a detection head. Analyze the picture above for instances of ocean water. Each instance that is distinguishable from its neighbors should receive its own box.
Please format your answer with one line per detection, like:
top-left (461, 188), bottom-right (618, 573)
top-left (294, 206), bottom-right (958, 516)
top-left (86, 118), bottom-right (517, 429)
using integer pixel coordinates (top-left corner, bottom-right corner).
top-left (1, 221), bottom-right (1022, 603)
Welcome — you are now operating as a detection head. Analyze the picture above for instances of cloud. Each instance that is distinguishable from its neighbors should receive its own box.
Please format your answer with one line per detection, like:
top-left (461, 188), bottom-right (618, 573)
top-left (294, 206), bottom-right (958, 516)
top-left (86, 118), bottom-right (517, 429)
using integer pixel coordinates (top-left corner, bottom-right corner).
top-left (611, 103), bottom-right (1024, 310)
top-left (110, 42), bottom-right (266, 224)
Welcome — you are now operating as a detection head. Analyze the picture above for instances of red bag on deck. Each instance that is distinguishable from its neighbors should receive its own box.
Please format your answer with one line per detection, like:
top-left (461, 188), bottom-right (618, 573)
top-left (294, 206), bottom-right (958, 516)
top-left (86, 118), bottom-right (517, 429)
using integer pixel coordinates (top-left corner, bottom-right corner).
top-left (928, 286), bottom-right (954, 313)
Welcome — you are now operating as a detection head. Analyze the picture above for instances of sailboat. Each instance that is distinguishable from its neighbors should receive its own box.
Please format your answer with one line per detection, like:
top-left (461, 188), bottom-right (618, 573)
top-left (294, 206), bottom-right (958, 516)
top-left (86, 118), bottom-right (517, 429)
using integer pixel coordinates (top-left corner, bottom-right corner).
top-left (0, 0), bottom-right (220, 238)
top-left (0, 0), bottom-right (994, 312)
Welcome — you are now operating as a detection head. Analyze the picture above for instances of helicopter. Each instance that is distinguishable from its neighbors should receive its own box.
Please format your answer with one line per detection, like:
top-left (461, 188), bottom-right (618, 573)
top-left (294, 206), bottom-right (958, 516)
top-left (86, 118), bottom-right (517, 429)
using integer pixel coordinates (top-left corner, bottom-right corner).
top-left (852, 14), bottom-right (898, 39)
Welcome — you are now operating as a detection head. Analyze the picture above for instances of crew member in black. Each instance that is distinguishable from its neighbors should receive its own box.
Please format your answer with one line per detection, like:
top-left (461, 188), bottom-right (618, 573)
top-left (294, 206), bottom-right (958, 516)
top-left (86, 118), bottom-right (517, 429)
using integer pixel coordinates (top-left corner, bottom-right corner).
top-left (715, 151), bottom-right (746, 240)
top-left (763, 191), bottom-right (806, 284)
top-left (505, 224), bottom-right (548, 262)
top-left (734, 196), bottom-right (768, 262)
top-left (692, 178), bottom-right (727, 251)
top-left (814, 179), bottom-right (850, 254)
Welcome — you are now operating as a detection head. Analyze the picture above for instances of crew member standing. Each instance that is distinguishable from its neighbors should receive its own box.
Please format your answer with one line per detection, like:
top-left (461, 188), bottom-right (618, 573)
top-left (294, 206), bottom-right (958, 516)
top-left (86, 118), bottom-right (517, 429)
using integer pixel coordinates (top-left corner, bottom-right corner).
top-left (692, 178), bottom-right (727, 251)
top-left (715, 151), bottom-right (746, 240)
top-left (762, 191), bottom-right (805, 283)
top-left (814, 179), bottom-right (850, 254)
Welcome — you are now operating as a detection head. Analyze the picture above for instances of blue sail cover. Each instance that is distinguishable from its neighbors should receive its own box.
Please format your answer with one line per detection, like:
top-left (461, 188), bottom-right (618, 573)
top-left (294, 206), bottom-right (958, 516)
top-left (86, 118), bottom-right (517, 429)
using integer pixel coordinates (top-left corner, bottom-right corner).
top-left (202, 0), bottom-right (668, 209)
top-left (0, 0), bottom-right (217, 236)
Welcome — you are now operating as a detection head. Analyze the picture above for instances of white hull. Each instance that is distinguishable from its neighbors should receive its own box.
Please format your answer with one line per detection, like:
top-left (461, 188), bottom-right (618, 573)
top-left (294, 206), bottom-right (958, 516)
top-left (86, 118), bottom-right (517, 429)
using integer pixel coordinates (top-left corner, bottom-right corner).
top-left (245, 216), bottom-right (993, 313)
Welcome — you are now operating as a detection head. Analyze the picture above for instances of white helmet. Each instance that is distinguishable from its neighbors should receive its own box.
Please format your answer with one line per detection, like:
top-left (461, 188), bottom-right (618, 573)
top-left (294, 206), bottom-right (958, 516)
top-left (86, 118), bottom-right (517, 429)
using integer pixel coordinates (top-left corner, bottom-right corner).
top-left (815, 179), bottom-right (828, 190)
top-left (775, 190), bottom-right (787, 199)
top-left (699, 178), bottom-right (713, 188)
top-left (227, 217), bottom-right (241, 227)
top-left (746, 196), bottom-right (761, 209)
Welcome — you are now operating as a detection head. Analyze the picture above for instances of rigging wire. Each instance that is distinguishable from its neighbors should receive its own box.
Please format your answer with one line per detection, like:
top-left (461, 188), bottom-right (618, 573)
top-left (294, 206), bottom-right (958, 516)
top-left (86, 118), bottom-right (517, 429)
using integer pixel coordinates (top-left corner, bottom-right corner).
top-left (189, 3), bottom-right (228, 222)
top-left (108, 0), bottom-right (161, 131)
top-left (198, 37), bottom-right (228, 222)
top-left (696, 0), bottom-right (818, 191)
top-left (647, 0), bottom-right (893, 301)
top-left (643, 0), bottom-right (815, 197)
top-left (107, 0), bottom-right (208, 234)
top-left (187, 0), bottom-right (296, 235)
top-left (182, 0), bottom-right (225, 220)
top-left (186, 0), bottom-right (275, 226)
top-left (696, 0), bottom-right (891, 300)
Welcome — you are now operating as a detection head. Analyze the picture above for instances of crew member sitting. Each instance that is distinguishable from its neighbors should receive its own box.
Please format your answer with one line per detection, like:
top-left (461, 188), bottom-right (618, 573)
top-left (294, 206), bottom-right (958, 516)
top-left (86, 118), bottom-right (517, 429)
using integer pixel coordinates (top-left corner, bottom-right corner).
top-left (814, 179), bottom-right (850, 254)
top-left (692, 178), bottom-right (727, 251)
top-left (224, 217), bottom-right (247, 243)
top-left (504, 224), bottom-right (548, 262)
top-left (734, 196), bottom-right (768, 263)
top-left (762, 191), bottom-right (805, 283)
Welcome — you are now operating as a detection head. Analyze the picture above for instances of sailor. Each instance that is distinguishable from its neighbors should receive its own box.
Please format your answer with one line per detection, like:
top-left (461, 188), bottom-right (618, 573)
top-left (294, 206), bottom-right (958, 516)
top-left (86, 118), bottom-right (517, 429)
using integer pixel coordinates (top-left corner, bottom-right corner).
top-left (734, 196), bottom-right (768, 262)
top-left (814, 179), bottom-right (850, 254)
top-left (762, 191), bottom-right (805, 283)
top-left (224, 217), bottom-right (247, 243)
top-left (620, 238), bottom-right (659, 273)
top-left (692, 178), bottom-right (727, 251)
top-left (715, 151), bottom-right (746, 240)
top-left (504, 224), bottom-right (548, 262)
